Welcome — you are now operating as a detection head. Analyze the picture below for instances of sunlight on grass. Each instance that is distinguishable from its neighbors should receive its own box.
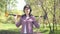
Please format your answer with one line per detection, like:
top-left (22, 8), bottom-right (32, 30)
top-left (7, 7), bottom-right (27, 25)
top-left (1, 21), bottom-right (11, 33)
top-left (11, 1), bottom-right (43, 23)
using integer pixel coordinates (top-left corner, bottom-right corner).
top-left (0, 23), bottom-right (17, 30)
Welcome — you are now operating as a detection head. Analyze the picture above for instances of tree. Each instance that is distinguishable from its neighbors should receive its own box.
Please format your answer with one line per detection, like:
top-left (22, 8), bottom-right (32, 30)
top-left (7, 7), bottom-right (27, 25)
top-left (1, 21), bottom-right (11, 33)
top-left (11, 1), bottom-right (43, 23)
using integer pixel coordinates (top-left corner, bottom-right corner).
top-left (0, 0), bottom-right (17, 23)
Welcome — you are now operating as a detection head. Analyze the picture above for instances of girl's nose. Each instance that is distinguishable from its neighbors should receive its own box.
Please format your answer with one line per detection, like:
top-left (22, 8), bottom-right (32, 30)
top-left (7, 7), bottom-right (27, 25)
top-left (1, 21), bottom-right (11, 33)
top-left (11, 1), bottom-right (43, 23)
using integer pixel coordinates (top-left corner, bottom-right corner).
top-left (28, 9), bottom-right (30, 12)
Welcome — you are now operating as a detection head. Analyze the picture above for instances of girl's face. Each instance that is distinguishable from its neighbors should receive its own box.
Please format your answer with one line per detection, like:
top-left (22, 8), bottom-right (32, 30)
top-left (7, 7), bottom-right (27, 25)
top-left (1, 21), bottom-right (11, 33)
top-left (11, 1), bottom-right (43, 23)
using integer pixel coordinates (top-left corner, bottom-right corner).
top-left (25, 8), bottom-right (30, 15)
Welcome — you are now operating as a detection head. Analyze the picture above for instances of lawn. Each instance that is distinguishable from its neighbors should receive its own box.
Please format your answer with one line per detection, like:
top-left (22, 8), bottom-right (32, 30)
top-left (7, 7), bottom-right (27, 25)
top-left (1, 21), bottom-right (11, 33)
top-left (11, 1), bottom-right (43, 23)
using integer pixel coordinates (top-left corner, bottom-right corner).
top-left (0, 23), bottom-right (60, 34)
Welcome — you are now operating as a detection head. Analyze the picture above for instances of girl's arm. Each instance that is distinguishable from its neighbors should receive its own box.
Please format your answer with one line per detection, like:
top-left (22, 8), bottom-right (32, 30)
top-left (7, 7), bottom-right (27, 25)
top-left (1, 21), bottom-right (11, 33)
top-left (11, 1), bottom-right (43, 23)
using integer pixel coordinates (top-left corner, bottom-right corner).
top-left (32, 16), bottom-right (40, 28)
top-left (14, 15), bottom-right (22, 27)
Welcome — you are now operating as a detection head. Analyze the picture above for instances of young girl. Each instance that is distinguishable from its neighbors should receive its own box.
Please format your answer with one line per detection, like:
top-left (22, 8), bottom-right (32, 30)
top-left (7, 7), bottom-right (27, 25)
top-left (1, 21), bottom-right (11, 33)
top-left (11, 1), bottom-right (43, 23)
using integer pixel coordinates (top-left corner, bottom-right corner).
top-left (14, 4), bottom-right (40, 34)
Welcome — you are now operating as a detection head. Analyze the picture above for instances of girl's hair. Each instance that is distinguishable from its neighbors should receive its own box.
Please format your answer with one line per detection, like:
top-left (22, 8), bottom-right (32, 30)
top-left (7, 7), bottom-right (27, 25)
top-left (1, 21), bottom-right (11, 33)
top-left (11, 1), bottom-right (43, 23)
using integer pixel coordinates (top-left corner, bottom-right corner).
top-left (22, 4), bottom-right (32, 17)
top-left (23, 4), bottom-right (32, 14)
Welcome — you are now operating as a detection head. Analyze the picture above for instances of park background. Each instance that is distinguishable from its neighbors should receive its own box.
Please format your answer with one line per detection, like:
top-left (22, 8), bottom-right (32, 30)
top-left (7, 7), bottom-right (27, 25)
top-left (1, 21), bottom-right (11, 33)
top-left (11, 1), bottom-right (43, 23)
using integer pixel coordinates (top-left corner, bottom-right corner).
top-left (0, 0), bottom-right (60, 34)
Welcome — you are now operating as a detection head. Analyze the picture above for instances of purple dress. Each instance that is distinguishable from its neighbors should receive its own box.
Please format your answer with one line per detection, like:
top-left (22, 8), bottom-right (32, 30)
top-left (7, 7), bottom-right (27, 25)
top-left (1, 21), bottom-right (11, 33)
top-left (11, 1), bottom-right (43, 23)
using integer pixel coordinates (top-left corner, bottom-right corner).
top-left (15, 15), bottom-right (40, 34)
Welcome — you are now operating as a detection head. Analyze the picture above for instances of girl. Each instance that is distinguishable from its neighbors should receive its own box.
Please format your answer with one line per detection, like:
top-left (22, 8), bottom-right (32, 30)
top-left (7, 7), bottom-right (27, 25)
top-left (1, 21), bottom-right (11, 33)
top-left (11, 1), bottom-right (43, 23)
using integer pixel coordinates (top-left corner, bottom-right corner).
top-left (14, 4), bottom-right (40, 34)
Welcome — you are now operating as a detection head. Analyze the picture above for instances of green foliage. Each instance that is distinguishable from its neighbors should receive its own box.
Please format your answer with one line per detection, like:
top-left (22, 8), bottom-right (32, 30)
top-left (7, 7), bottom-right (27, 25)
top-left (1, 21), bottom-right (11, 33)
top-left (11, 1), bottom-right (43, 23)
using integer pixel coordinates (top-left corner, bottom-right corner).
top-left (25, 0), bottom-right (60, 24)
top-left (0, 0), bottom-right (21, 24)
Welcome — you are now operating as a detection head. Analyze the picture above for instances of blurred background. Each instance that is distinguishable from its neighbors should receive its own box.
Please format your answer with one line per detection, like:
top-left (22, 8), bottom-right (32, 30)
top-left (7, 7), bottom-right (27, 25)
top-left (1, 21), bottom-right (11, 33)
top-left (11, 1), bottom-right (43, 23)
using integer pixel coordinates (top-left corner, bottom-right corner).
top-left (0, 0), bottom-right (60, 34)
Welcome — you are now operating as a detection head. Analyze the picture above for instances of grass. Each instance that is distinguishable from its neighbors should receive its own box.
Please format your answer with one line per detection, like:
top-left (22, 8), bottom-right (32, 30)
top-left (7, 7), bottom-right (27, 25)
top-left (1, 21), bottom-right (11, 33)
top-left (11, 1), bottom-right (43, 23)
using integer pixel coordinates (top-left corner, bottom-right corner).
top-left (0, 23), bottom-right (60, 34)
top-left (0, 23), bottom-right (20, 34)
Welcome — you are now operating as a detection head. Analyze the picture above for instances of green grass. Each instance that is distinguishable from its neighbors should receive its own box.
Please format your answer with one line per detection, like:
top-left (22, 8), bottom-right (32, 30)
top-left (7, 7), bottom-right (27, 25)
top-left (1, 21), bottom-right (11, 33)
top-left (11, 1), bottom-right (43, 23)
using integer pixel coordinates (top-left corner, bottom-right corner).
top-left (0, 23), bottom-right (60, 34)
top-left (0, 23), bottom-right (20, 34)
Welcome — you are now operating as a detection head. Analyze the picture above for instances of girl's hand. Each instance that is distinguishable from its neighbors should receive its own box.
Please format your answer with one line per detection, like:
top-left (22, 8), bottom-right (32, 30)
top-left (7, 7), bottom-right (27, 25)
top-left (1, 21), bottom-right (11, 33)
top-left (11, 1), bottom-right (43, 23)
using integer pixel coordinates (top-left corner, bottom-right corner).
top-left (14, 15), bottom-right (18, 23)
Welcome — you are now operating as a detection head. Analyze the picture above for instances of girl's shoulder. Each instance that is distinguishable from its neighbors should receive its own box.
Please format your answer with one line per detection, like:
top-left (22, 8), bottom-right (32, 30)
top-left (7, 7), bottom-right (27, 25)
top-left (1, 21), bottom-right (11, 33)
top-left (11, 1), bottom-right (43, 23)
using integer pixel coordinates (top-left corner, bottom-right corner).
top-left (21, 14), bottom-right (26, 18)
top-left (31, 15), bottom-right (36, 19)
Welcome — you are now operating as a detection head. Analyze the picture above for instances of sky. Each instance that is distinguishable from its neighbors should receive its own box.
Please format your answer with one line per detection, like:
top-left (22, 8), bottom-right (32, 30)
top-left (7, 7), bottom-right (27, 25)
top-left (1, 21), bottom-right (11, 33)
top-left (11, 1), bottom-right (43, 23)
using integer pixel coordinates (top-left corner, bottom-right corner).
top-left (7, 0), bottom-right (26, 10)
top-left (16, 0), bottom-right (26, 10)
